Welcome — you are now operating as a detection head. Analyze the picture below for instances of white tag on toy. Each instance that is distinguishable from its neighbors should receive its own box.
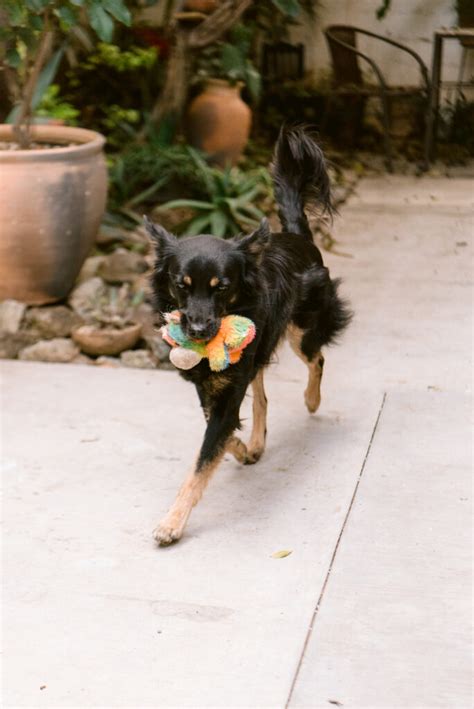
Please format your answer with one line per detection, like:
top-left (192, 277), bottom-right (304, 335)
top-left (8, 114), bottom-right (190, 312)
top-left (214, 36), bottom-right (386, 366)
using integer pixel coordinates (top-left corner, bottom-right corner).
top-left (169, 346), bottom-right (203, 370)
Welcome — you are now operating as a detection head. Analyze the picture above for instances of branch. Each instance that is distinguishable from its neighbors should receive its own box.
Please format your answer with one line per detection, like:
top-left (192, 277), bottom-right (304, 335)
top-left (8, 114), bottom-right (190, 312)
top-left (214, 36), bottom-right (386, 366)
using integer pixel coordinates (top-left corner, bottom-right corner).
top-left (13, 28), bottom-right (54, 148)
top-left (189, 0), bottom-right (253, 48)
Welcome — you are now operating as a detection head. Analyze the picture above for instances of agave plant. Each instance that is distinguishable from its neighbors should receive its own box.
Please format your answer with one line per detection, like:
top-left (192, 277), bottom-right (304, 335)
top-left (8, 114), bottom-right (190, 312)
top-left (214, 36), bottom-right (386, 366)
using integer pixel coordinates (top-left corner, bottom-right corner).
top-left (159, 149), bottom-right (272, 238)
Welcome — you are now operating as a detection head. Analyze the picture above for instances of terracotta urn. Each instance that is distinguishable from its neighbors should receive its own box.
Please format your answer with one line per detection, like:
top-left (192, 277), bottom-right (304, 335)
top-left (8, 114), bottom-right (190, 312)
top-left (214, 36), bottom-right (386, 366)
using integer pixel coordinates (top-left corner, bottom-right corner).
top-left (185, 79), bottom-right (251, 166)
top-left (0, 125), bottom-right (107, 305)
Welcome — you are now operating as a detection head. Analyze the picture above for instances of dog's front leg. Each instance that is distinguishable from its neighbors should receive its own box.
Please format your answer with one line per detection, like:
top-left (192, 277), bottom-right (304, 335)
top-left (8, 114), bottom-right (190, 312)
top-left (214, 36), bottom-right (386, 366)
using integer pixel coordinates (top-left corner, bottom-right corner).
top-left (154, 385), bottom-right (246, 546)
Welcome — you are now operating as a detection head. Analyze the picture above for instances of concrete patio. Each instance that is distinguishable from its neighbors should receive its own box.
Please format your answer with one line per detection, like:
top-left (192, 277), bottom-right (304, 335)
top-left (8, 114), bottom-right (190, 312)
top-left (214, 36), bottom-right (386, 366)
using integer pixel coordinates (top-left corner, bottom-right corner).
top-left (1, 175), bottom-right (472, 708)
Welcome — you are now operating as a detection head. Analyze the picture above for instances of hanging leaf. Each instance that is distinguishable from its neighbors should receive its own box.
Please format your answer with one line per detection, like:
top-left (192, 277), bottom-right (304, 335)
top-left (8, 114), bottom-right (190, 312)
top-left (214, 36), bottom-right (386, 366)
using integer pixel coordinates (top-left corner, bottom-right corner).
top-left (102, 0), bottom-right (131, 25)
top-left (245, 61), bottom-right (261, 103)
top-left (5, 48), bottom-right (21, 69)
top-left (55, 6), bottom-right (78, 27)
top-left (271, 0), bottom-right (300, 18)
top-left (6, 47), bottom-right (64, 124)
top-left (87, 3), bottom-right (114, 42)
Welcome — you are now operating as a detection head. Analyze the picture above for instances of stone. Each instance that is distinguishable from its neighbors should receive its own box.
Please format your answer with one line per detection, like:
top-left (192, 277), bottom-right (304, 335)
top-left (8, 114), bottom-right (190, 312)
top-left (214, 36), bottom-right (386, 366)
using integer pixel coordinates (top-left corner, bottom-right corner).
top-left (132, 302), bottom-right (155, 327)
top-left (98, 248), bottom-right (148, 284)
top-left (0, 300), bottom-right (26, 333)
top-left (96, 225), bottom-right (131, 247)
top-left (72, 323), bottom-right (142, 356)
top-left (143, 332), bottom-right (171, 363)
top-left (18, 338), bottom-right (79, 363)
top-left (68, 277), bottom-right (108, 320)
top-left (76, 255), bottom-right (106, 284)
top-left (96, 225), bottom-right (150, 251)
top-left (0, 331), bottom-right (37, 359)
top-left (71, 353), bottom-right (94, 365)
top-left (24, 305), bottom-right (82, 339)
top-left (95, 356), bottom-right (122, 368)
top-left (120, 349), bottom-right (157, 369)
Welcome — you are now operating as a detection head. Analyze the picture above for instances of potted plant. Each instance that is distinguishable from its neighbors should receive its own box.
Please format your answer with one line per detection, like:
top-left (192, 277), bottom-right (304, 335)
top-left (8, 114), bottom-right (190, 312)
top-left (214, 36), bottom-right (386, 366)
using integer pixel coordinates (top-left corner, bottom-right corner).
top-left (0, 0), bottom-right (131, 304)
top-left (185, 24), bottom-right (261, 166)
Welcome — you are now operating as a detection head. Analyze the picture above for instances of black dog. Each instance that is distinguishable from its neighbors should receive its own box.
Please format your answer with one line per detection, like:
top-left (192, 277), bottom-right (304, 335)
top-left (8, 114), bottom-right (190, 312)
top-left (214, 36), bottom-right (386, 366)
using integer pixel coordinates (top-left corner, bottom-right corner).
top-left (145, 126), bottom-right (351, 545)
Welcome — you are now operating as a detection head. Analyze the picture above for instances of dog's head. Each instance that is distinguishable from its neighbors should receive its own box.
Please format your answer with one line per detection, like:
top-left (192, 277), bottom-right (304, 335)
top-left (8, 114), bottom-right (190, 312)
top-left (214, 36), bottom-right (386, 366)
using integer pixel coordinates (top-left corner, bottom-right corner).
top-left (145, 216), bottom-right (270, 340)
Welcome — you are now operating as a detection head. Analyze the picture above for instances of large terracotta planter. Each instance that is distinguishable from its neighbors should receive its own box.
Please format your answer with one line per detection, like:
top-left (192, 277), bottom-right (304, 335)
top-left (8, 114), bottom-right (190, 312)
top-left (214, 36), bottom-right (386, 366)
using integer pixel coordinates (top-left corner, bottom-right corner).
top-left (186, 79), bottom-right (251, 166)
top-left (0, 125), bottom-right (107, 305)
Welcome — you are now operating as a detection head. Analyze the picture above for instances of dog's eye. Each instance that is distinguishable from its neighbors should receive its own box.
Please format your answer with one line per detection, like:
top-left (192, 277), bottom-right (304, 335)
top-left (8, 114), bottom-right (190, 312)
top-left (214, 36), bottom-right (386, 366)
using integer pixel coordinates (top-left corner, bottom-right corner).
top-left (218, 284), bottom-right (228, 291)
top-left (176, 282), bottom-right (186, 290)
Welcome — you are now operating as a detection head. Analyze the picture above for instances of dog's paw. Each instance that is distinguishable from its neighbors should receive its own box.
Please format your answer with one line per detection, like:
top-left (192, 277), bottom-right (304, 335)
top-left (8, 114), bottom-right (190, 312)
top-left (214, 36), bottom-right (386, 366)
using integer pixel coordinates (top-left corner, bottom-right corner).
top-left (227, 436), bottom-right (249, 464)
top-left (305, 389), bottom-right (321, 414)
top-left (243, 447), bottom-right (264, 465)
top-left (153, 522), bottom-right (182, 546)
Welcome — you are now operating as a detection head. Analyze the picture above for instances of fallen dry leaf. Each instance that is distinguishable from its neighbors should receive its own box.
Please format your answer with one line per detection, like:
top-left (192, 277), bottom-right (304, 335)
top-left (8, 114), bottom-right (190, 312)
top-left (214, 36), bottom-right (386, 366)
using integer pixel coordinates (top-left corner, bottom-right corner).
top-left (271, 550), bottom-right (292, 559)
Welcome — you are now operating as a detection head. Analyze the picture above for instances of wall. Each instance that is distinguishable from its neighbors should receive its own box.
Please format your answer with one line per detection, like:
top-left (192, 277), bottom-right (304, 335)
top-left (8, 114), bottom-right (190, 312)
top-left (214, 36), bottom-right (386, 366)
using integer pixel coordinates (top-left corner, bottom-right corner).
top-left (291, 0), bottom-right (474, 101)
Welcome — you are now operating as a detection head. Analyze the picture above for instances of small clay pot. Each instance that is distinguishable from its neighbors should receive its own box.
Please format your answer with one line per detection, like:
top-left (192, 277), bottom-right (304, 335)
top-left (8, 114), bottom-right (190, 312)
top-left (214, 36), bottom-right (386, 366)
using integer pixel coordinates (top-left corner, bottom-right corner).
top-left (185, 79), bottom-right (252, 166)
top-left (72, 323), bottom-right (141, 356)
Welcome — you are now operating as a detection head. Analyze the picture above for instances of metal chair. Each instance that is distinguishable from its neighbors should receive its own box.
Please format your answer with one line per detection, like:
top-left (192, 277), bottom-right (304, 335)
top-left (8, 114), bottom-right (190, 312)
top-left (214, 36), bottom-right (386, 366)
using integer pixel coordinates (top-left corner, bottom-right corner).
top-left (324, 25), bottom-right (430, 170)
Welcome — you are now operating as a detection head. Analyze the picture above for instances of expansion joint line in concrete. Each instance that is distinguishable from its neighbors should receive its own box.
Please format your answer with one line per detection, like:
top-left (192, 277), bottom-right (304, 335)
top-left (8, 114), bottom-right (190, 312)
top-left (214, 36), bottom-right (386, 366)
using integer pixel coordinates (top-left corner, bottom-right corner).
top-left (285, 391), bottom-right (388, 708)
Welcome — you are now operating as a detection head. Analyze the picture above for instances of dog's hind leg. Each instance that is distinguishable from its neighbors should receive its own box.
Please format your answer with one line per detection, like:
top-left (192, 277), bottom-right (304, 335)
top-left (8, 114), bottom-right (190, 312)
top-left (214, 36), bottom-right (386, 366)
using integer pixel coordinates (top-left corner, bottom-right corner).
top-left (287, 324), bottom-right (324, 414)
top-left (154, 382), bottom-right (247, 545)
top-left (227, 369), bottom-right (267, 465)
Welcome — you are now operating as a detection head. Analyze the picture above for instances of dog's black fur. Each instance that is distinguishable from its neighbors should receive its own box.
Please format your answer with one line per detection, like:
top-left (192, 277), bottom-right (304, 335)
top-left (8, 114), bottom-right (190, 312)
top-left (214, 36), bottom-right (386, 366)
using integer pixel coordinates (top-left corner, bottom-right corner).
top-left (145, 125), bottom-right (351, 544)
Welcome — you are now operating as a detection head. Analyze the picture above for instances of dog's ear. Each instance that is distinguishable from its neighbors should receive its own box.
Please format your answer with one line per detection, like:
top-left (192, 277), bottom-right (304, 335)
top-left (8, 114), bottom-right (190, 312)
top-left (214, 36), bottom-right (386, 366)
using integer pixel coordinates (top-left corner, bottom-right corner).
top-left (144, 216), bottom-right (177, 256)
top-left (235, 218), bottom-right (271, 259)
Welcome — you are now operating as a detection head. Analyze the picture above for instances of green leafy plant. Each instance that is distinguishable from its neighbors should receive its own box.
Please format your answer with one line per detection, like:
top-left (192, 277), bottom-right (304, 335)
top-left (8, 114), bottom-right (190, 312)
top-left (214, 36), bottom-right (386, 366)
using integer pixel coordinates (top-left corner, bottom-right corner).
top-left (63, 40), bottom-right (159, 142)
top-left (160, 150), bottom-right (272, 238)
top-left (78, 41), bottom-right (158, 73)
top-left (35, 83), bottom-right (79, 123)
top-left (1, 0), bottom-right (132, 147)
top-left (194, 24), bottom-right (261, 102)
top-left (108, 142), bottom-right (211, 210)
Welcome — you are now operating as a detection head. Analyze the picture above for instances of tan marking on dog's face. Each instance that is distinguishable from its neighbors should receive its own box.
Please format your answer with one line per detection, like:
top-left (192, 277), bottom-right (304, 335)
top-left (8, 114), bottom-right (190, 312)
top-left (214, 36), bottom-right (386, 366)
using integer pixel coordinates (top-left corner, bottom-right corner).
top-left (183, 275), bottom-right (192, 286)
top-left (210, 276), bottom-right (219, 288)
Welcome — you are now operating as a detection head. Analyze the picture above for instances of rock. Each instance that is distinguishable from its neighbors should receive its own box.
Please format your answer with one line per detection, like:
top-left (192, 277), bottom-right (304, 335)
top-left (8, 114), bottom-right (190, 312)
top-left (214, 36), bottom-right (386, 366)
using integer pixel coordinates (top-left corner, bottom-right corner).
top-left (130, 272), bottom-right (151, 300)
top-left (143, 332), bottom-right (171, 363)
top-left (132, 302), bottom-right (155, 327)
top-left (68, 277), bottom-right (108, 319)
top-left (76, 255), bottom-right (106, 284)
top-left (18, 338), bottom-right (79, 363)
top-left (95, 356), bottom-right (122, 368)
top-left (98, 248), bottom-right (148, 284)
top-left (0, 300), bottom-right (26, 333)
top-left (96, 225), bottom-right (150, 251)
top-left (96, 225), bottom-right (131, 247)
top-left (71, 353), bottom-right (94, 365)
top-left (0, 331), bottom-right (37, 359)
top-left (72, 323), bottom-right (141, 356)
top-left (120, 349), bottom-right (157, 369)
top-left (24, 305), bottom-right (82, 339)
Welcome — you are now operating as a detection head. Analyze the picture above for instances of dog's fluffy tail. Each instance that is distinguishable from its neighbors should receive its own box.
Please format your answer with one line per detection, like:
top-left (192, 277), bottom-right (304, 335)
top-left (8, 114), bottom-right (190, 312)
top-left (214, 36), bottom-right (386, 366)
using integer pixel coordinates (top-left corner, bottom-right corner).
top-left (272, 125), bottom-right (333, 240)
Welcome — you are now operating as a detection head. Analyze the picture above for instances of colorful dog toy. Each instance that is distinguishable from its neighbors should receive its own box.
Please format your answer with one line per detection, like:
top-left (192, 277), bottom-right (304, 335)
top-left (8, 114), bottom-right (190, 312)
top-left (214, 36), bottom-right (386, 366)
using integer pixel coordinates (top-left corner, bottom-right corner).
top-left (161, 311), bottom-right (256, 372)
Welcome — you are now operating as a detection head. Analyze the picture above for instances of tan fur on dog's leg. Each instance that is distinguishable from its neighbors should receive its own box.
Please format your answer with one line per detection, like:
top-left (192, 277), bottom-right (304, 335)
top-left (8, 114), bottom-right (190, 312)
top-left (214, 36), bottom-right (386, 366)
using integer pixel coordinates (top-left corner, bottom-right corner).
top-left (154, 453), bottom-right (225, 545)
top-left (304, 353), bottom-right (324, 413)
top-left (246, 369), bottom-right (267, 462)
top-left (287, 324), bottom-right (324, 414)
top-left (227, 436), bottom-right (249, 464)
top-left (226, 370), bottom-right (267, 465)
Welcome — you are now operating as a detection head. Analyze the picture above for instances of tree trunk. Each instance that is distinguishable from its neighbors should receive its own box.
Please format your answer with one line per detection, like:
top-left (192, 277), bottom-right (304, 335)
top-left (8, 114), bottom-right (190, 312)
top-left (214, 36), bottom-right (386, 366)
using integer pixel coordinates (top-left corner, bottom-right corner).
top-left (145, 0), bottom-right (253, 137)
top-left (13, 29), bottom-right (54, 149)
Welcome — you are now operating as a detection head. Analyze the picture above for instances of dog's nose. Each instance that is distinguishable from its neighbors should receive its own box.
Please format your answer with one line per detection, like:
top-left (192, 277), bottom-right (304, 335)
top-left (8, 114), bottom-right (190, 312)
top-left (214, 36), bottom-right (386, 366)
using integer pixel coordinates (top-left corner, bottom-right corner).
top-left (188, 323), bottom-right (208, 338)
